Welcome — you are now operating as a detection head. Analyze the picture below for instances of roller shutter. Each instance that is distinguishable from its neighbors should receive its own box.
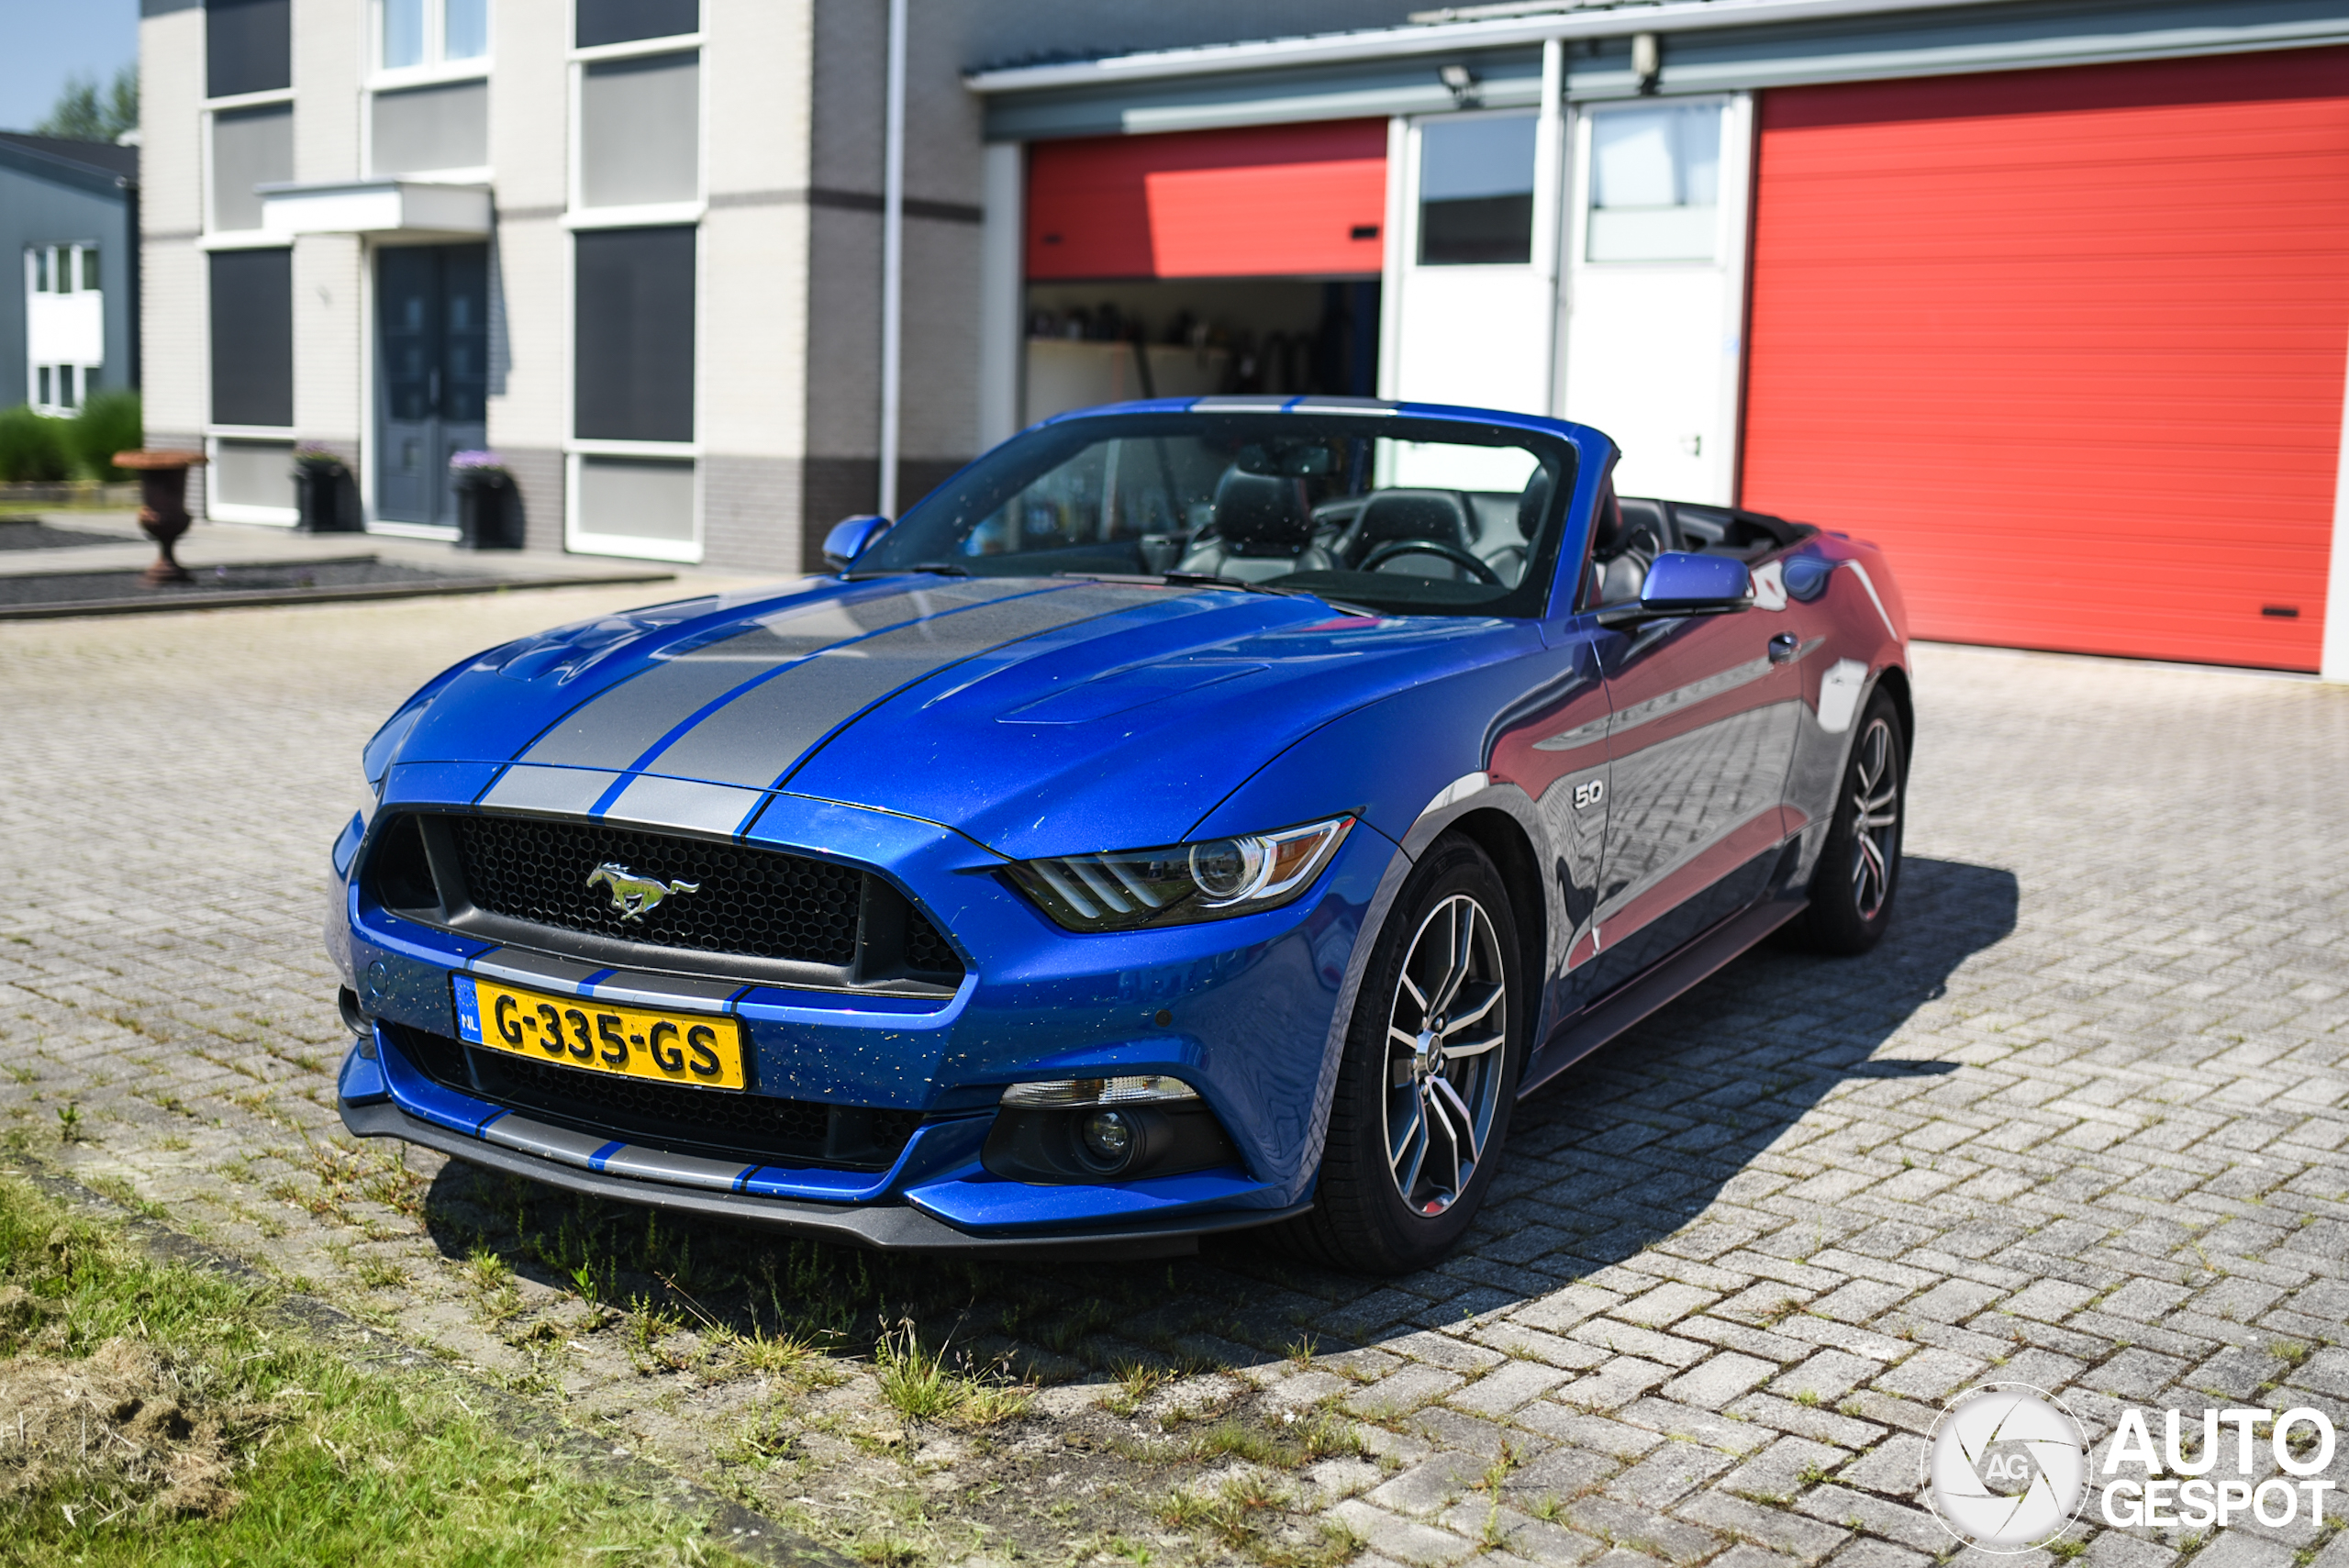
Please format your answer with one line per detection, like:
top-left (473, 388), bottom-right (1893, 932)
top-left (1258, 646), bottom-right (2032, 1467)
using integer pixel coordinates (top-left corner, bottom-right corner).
top-left (1741, 51), bottom-right (2349, 671)
top-left (1026, 120), bottom-right (1386, 282)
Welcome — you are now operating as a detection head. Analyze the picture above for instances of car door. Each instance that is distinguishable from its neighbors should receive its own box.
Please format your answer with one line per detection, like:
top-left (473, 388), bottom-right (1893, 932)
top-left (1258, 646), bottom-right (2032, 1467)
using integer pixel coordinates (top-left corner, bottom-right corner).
top-left (1486, 628), bottom-right (1615, 1030)
top-left (1581, 587), bottom-right (1802, 995)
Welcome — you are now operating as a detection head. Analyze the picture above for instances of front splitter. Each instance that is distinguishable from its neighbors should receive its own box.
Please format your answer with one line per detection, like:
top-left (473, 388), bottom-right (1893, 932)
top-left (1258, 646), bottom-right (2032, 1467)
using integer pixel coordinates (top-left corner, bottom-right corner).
top-left (341, 1096), bottom-right (1308, 1260)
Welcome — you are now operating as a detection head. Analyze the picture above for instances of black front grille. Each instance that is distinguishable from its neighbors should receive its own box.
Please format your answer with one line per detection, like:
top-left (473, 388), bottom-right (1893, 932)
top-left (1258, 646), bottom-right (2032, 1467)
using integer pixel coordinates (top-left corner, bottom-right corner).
top-left (903, 914), bottom-right (957, 975)
top-left (454, 816), bottom-right (863, 964)
top-left (390, 1025), bottom-right (924, 1172)
top-left (367, 812), bottom-right (965, 989)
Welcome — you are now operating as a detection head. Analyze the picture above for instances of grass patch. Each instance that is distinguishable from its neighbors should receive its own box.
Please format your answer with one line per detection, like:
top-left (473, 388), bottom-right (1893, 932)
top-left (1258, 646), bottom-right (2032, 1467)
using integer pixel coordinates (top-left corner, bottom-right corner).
top-left (1185, 1412), bottom-right (1361, 1470)
top-left (1159, 1473), bottom-right (1360, 1567)
top-left (0, 1173), bottom-right (751, 1566)
top-left (873, 1318), bottom-right (1033, 1429)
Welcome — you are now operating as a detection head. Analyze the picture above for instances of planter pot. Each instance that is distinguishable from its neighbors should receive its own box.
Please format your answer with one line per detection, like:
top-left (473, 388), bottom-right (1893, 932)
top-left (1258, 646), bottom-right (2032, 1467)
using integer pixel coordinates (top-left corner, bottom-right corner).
top-left (295, 464), bottom-right (356, 532)
top-left (111, 450), bottom-right (209, 585)
top-left (455, 475), bottom-right (520, 550)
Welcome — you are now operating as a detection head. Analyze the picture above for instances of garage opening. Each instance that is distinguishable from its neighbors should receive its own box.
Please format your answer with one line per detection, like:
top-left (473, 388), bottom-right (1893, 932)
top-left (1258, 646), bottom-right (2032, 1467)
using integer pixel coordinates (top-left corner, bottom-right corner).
top-left (1023, 121), bottom-right (1386, 423)
top-left (1741, 50), bottom-right (2349, 671)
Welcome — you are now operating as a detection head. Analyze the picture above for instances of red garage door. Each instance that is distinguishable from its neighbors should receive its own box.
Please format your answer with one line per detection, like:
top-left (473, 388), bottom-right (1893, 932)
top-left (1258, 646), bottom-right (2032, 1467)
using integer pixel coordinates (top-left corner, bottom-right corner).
top-left (1027, 120), bottom-right (1386, 281)
top-left (1742, 51), bottom-right (2349, 670)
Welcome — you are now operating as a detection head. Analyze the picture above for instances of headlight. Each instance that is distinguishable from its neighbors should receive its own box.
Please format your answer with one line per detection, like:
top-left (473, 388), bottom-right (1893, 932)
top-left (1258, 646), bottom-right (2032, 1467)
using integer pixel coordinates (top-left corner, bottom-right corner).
top-left (1004, 816), bottom-right (1354, 932)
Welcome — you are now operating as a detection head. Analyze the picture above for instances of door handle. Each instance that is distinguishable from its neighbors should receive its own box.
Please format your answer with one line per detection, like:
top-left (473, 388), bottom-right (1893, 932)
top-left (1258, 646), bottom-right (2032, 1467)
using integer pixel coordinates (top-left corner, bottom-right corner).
top-left (1768, 632), bottom-right (1801, 664)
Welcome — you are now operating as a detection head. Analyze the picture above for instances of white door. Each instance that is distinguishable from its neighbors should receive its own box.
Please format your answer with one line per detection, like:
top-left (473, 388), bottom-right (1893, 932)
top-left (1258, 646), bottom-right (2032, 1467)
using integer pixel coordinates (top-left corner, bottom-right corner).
top-left (1560, 95), bottom-right (1753, 505)
top-left (1385, 110), bottom-right (1554, 420)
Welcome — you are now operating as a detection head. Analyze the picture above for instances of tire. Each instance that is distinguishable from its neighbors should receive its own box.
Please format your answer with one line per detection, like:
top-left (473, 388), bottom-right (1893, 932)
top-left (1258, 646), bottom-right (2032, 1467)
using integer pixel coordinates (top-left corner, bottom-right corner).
top-left (1287, 836), bottom-right (1526, 1275)
top-left (1785, 688), bottom-right (1906, 955)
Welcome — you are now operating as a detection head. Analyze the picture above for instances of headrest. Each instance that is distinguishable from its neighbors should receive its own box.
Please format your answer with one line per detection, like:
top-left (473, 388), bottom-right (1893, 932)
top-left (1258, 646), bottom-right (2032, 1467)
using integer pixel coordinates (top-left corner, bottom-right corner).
top-left (1211, 468), bottom-right (1314, 557)
top-left (1517, 471), bottom-right (1552, 539)
top-left (1354, 490), bottom-right (1470, 547)
top-left (1612, 497), bottom-right (1669, 557)
top-left (1591, 484), bottom-right (1625, 556)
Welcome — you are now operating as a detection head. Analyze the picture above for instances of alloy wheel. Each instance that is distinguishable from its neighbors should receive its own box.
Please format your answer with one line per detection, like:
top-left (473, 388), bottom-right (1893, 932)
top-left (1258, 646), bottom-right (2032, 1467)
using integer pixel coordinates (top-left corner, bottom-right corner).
top-left (1848, 715), bottom-right (1900, 920)
top-left (1381, 893), bottom-right (1508, 1216)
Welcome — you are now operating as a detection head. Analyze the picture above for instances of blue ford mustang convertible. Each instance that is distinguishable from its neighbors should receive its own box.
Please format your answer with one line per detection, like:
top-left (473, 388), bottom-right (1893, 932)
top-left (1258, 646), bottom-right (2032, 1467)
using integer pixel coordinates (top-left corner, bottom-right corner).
top-left (330, 398), bottom-right (1911, 1273)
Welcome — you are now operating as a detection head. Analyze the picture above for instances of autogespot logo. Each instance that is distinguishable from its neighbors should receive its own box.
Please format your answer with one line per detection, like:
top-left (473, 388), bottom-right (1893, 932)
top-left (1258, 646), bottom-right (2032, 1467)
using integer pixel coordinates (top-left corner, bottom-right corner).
top-left (1924, 1385), bottom-right (2090, 1553)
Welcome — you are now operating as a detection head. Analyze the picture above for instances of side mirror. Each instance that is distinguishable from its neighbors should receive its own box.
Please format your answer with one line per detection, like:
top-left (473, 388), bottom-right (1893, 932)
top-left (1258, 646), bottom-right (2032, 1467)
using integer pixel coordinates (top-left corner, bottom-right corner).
top-left (1596, 551), bottom-right (1753, 628)
top-left (822, 513), bottom-right (892, 572)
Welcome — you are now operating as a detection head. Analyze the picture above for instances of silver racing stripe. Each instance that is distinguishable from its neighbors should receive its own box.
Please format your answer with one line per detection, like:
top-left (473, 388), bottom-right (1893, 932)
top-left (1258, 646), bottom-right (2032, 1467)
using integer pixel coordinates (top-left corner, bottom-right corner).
top-left (640, 584), bottom-right (1168, 789)
top-left (517, 580), bottom-right (1046, 769)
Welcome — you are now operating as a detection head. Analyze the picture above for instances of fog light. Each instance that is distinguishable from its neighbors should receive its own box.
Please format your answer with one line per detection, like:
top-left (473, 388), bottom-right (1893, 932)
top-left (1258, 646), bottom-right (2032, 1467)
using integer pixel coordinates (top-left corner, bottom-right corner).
top-left (1080, 1109), bottom-right (1134, 1167)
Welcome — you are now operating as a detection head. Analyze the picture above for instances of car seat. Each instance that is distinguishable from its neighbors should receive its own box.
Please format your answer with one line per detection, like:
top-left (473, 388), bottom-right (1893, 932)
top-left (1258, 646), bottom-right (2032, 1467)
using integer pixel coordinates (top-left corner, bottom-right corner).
top-left (1591, 492), bottom-right (1670, 606)
top-left (1475, 470), bottom-right (1552, 587)
top-left (1336, 489), bottom-right (1483, 580)
top-left (1174, 468), bottom-right (1333, 582)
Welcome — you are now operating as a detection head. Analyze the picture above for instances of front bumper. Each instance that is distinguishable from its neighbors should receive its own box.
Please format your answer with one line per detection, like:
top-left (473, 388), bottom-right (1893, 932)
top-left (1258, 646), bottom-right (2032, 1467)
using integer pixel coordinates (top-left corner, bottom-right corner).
top-left (340, 1094), bottom-right (1308, 1258)
top-left (331, 786), bottom-right (1398, 1244)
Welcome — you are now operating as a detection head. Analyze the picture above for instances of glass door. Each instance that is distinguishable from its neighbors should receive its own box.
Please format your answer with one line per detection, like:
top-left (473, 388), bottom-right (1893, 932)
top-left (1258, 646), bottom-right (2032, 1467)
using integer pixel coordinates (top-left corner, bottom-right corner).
top-left (1558, 97), bottom-right (1751, 505)
top-left (1387, 112), bottom-right (1555, 417)
top-left (375, 243), bottom-right (488, 526)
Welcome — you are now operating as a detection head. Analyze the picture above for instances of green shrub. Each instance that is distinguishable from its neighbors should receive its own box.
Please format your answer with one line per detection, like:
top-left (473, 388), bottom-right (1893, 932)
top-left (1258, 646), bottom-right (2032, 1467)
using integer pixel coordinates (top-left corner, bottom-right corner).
top-left (69, 388), bottom-right (142, 480)
top-left (0, 404), bottom-right (73, 483)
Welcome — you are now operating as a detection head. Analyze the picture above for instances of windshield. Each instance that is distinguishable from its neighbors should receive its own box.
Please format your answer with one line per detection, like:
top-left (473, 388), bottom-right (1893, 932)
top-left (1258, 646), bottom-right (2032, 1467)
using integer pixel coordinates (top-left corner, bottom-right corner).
top-left (859, 412), bottom-right (1577, 618)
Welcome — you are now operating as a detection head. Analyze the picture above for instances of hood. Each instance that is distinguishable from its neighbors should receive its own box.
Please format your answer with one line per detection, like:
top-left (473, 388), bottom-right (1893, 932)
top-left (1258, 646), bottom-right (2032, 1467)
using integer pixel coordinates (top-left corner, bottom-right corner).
top-left (395, 575), bottom-right (1528, 858)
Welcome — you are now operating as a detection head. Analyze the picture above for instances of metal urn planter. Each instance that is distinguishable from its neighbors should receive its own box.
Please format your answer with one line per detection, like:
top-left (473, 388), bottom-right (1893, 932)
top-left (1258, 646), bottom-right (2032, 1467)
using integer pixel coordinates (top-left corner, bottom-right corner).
top-left (111, 450), bottom-right (208, 586)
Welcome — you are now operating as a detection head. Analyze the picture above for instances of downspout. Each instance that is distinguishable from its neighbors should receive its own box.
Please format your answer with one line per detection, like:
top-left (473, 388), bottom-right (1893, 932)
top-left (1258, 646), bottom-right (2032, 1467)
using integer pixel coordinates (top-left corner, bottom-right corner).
top-left (1534, 37), bottom-right (1564, 417)
top-left (878, 0), bottom-right (907, 517)
top-left (124, 175), bottom-right (141, 392)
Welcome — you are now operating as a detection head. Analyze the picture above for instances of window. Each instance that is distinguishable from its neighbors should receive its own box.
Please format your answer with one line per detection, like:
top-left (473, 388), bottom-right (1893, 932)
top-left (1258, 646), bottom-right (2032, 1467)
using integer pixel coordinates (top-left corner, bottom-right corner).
top-left (32, 365), bottom-right (92, 412)
top-left (210, 248), bottom-right (294, 428)
top-left (579, 51), bottom-right (699, 207)
top-left (1586, 103), bottom-right (1722, 263)
top-left (576, 457), bottom-right (695, 549)
top-left (211, 439), bottom-right (298, 512)
top-left (576, 0), bottom-right (696, 49)
top-left (211, 104), bottom-right (295, 232)
top-left (206, 0), bottom-right (292, 99)
top-left (381, 0), bottom-right (489, 72)
top-left (1419, 115), bottom-right (1537, 266)
top-left (373, 81), bottom-right (488, 172)
top-left (28, 244), bottom-right (98, 296)
top-left (26, 244), bottom-right (105, 414)
top-left (860, 412), bottom-right (1574, 618)
top-left (573, 226), bottom-right (695, 441)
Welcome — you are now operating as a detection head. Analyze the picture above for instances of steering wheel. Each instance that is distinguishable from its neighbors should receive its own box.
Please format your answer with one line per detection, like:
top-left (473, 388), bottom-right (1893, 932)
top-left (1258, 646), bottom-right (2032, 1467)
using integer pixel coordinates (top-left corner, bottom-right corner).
top-left (1359, 539), bottom-right (1503, 585)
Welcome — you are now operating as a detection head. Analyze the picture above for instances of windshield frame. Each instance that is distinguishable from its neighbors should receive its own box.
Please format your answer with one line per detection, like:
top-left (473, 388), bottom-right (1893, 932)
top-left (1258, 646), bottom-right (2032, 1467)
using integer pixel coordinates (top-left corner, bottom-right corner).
top-left (860, 408), bottom-right (1587, 621)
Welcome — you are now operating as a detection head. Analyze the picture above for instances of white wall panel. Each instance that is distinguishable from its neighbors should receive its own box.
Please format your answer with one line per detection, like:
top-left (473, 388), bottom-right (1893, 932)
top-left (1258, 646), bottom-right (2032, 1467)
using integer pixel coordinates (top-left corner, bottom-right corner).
top-left (294, 0), bottom-right (359, 183)
top-left (140, 4), bottom-right (209, 439)
top-left (483, 0), bottom-right (573, 455)
top-left (701, 0), bottom-right (813, 462)
top-left (293, 236), bottom-right (362, 439)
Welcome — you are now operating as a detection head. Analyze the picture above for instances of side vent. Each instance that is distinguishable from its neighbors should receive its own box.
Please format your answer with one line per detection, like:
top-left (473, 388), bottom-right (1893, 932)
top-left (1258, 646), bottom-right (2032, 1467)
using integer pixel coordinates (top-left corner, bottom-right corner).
top-left (368, 813), bottom-right (440, 912)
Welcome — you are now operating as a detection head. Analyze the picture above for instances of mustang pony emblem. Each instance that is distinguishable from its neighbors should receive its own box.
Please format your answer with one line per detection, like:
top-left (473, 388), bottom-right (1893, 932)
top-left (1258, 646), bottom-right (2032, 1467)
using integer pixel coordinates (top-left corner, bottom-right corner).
top-left (585, 862), bottom-right (700, 921)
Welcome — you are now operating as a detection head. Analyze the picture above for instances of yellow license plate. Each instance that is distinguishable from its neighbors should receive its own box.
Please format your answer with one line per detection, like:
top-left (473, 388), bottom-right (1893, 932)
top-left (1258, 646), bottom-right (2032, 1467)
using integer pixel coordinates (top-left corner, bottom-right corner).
top-left (470, 980), bottom-right (747, 1091)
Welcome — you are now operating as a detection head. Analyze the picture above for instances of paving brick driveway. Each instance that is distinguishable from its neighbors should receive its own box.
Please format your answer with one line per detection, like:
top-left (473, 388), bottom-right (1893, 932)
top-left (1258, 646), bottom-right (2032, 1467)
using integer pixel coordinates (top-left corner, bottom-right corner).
top-left (3, 588), bottom-right (2345, 1568)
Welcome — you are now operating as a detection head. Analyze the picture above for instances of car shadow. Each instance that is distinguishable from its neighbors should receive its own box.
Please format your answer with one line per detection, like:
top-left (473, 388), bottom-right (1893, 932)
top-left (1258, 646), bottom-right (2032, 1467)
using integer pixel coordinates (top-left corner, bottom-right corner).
top-left (1451, 854), bottom-right (2015, 1285)
top-left (414, 856), bottom-right (2016, 1375)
